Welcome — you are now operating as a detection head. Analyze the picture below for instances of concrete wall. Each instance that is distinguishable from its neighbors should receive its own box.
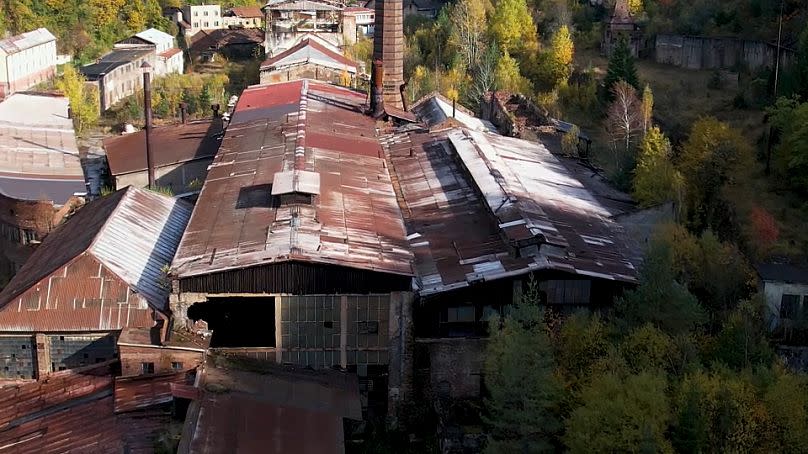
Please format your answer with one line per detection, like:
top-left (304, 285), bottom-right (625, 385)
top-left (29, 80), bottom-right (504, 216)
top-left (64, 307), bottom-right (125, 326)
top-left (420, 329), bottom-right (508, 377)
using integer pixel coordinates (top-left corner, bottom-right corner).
top-left (115, 158), bottom-right (213, 193)
top-left (655, 34), bottom-right (795, 71)
top-left (183, 4), bottom-right (225, 36)
top-left (92, 51), bottom-right (157, 111)
top-left (416, 337), bottom-right (487, 400)
top-left (119, 344), bottom-right (204, 376)
top-left (259, 63), bottom-right (355, 86)
top-left (0, 40), bottom-right (57, 94)
top-left (762, 281), bottom-right (808, 330)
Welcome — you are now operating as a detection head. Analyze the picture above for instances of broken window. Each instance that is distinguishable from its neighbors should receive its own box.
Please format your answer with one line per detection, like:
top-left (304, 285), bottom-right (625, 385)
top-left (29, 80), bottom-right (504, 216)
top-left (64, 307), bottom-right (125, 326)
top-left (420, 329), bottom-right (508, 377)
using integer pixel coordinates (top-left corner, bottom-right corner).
top-left (780, 294), bottom-right (801, 319)
top-left (171, 362), bottom-right (183, 371)
top-left (444, 306), bottom-right (476, 323)
top-left (141, 362), bottom-right (155, 374)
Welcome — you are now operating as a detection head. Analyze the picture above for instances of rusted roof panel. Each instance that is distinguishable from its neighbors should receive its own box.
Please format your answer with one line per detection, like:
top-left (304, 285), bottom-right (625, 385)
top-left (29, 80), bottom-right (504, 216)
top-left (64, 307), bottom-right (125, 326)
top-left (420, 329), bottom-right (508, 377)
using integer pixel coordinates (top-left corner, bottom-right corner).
top-left (0, 187), bottom-right (193, 326)
top-left (411, 92), bottom-right (497, 133)
top-left (114, 370), bottom-right (194, 413)
top-left (103, 120), bottom-right (223, 176)
top-left (261, 38), bottom-right (358, 73)
top-left (172, 80), bottom-right (413, 279)
top-left (0, 362), bottom-right (171, 454)
top-left (382, 128), bottom-right (638, 295)
top-left (182, 363), bottom-right (360, 454)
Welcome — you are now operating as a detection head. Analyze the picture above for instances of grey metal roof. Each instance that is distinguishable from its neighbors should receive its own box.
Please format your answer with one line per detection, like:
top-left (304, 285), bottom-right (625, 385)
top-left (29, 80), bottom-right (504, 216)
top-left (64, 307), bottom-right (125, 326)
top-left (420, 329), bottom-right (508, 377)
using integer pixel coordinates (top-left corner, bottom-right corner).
top-left (0, 28), bottom-right (55, 54)
top-left (134, 28), bottom-right (175, 47)
top-left (80, 48), bottom-right (153, 80)
top-left (757, 263), bottom-right (808, 284)
top-left (411, 93), bottom-right (497, 133)
top-left (382, 127), bottom-right (638, 295)
top-left (0, 93), bottom-right (86, 204)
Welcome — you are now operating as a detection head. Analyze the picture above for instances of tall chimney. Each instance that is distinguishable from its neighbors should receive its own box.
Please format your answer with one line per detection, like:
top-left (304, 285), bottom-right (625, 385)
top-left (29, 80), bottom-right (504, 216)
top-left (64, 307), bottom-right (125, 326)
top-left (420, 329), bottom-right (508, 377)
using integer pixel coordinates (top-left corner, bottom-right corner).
top-left (370, 59), bottom-right (385, 117)
top-left (373, 0), bottom-right (404, 110)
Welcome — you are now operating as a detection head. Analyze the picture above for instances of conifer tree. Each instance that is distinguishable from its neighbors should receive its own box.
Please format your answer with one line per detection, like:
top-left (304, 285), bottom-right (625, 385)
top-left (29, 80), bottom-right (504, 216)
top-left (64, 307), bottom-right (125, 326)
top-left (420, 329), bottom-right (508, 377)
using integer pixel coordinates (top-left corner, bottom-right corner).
top-left (604, 37), bottom-right (639, 95)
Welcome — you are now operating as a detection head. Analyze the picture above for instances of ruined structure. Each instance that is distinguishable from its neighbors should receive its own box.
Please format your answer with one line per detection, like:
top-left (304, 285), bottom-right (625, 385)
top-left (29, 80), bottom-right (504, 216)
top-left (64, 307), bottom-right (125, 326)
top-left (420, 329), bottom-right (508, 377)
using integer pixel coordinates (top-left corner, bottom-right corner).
top-left (0, 187), bottom-right (192, 379)
top-left (601, 0), bottom-right (644, 57)
top-left (170, 80), bottom-right (415, 415)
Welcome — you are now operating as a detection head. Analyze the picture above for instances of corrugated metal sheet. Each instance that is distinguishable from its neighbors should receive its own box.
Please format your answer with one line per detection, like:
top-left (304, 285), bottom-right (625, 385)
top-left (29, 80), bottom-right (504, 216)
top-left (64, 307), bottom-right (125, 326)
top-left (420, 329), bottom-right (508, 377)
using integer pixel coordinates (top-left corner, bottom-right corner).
top-left (133, 28), bottom-right (175, 48)
top-left (411, 93), bottom-right (497, 133)
top-left (183, 363), bottom-right (360, 454)
top-left (0, 362), bottom-right (171, 454)
top-left (0, 187), bottom-right (193, 331)
top-left (382, 127), bottom-right (638, 296)
top-left (103, 120), bottom-right (223, 176)
top-left (114, 370), bottom-right (194, 413)
top-left (172, 80), bottom-right (413, 281)
top-left (91, 187), bottom-right (193, 310)
top-left (261, 38), bottom-right (358, 73)
top-left (0, 93), bottom-right (85, 204)
top-left (0, 28), bottom-right (55, 54)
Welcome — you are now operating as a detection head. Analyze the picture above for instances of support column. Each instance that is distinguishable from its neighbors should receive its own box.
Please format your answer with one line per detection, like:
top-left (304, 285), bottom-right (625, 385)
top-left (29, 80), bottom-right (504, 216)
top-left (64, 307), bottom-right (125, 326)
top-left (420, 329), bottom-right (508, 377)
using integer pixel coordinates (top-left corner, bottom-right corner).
top-left (340, 295), bottom-right (348, 369)
top-left (34, 333), bottom-right (51, 379)
top-left (387, 291), bottom-right (414, 428)
top-left (275, 297), bottom-right (283, 363)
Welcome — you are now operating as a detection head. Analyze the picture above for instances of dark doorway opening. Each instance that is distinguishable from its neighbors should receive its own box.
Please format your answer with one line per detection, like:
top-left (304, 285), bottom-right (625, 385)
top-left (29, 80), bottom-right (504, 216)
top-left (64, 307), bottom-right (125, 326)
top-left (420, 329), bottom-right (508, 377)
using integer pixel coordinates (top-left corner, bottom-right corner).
top-left (187, 297), bottom-right (276, 347)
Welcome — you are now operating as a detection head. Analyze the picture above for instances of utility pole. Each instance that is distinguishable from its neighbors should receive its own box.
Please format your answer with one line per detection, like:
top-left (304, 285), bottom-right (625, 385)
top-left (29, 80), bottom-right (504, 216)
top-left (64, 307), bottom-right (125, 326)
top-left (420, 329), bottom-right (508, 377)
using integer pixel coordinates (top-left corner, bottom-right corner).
top-left (773, 0), bottom-right (784, 98)
top-left (141, 61), bottom-right (155, 189)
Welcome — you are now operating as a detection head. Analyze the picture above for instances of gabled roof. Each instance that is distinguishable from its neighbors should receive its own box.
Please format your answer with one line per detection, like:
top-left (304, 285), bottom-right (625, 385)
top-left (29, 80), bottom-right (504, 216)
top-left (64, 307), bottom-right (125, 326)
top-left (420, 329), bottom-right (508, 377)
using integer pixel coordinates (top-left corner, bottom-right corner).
top-left (134, 28), bottom-right (175, 46)
top-left (80, 47), bottom-right (154, 80)
top-left (0, 28), bottom-right (55, 55)
top-left (0, 93), bottom-right (86, 204)
top-left (411, 92), bottom-right (497, 133)
top-left (382, 127), bottom-right (638, 295)
top-left (0, 187), bottom-right (193, 311)
top-left (172, 80), bottom-right (413, 279)
top-left (261, 38), bottom-right (358, 73)
top-left (189, 28), bottom-right (264, 52)
top-left (228, 6), bottom-right (264, 17)
top-left (343, 6), bottom-right (373, 14)
top-left (103, 120), bottom-right (223, 176)
top-left (265, 0), bottom-right (343, 11)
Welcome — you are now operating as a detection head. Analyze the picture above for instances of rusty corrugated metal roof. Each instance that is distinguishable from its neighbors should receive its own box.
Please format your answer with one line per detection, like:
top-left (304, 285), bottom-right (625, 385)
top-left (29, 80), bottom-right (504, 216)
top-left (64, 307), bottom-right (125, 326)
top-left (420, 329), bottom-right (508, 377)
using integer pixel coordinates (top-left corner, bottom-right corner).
top-left (0, 187), bottom-right (193, 328)
top-left (103, 120), bottom-right (223, 176)
top-left (0, 362), bottom-right (171, 454)
top-left (382, 127), bottom-right (638, 295)
top-left (114, 370), bottom-right (194, 413)
top-left (172, 80), bottom-right (413, 279)
top-left (181, 363), bottom-right (360, 454)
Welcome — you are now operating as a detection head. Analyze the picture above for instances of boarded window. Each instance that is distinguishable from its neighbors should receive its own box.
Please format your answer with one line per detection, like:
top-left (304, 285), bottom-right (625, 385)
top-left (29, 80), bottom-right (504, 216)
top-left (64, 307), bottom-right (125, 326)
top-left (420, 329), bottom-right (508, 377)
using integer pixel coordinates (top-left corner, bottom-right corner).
top-left (780, 294), bottom-right (801, 319)
top-left (539, 280), bottom-right (592, 305)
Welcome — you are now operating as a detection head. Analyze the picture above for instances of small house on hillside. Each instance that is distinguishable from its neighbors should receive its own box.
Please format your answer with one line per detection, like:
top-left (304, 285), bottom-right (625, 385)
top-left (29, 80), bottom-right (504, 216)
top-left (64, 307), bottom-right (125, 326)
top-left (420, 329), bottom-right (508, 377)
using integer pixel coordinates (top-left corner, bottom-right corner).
top-left (601, 0), bottom-right (644, 57)
top-left (758, 263), bottom-right (808, 335)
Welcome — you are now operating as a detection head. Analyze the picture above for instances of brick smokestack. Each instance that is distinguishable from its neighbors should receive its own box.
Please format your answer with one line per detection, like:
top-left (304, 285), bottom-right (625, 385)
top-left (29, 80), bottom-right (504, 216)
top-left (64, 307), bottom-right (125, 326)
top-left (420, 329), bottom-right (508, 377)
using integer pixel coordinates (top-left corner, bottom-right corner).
top-left (373, 0), bottom-right (404, 110)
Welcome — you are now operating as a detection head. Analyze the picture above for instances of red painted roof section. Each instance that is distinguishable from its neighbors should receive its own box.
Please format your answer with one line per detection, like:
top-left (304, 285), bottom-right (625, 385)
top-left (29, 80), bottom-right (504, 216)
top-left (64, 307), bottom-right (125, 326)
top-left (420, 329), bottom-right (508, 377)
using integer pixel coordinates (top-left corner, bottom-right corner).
top-left (158, 47), bottom-right (182, 58)
top-left (261, 38), bottom-right (358, 70)
top-left (229, 6), bottom-right (264, 17)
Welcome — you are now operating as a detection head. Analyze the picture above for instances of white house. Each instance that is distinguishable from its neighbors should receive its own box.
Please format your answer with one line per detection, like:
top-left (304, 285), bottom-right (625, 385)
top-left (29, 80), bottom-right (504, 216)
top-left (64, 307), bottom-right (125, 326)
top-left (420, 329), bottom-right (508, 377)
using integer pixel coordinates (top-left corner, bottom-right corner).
top-left (182, 4), bottom-right (226, 37)
top-left (0, 28), bottom-right (57, 99)
top-left (114, 28), bottom-right (184, 76)
top-left (343, 7), bottom-right (375, 36)
top-left (758, 264), bottom-right (808, 332)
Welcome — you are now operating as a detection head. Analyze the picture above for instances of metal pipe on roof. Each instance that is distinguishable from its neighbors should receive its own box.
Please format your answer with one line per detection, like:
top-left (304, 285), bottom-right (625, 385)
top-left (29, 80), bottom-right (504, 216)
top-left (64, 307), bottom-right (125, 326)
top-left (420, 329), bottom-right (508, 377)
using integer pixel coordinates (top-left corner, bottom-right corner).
top-left (370, 59), bottom-right (384, 117)
top-left (141, 62), bottom-right (155, 189)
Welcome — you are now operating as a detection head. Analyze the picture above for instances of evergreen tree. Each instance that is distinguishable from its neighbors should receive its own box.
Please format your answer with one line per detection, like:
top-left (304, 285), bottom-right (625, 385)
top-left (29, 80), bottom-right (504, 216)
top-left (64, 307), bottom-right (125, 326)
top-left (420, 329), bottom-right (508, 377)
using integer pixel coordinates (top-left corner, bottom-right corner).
top-left (483, 281), bottom-right (563, 453)
top-left (604, 37), bottom-right (640, 95)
